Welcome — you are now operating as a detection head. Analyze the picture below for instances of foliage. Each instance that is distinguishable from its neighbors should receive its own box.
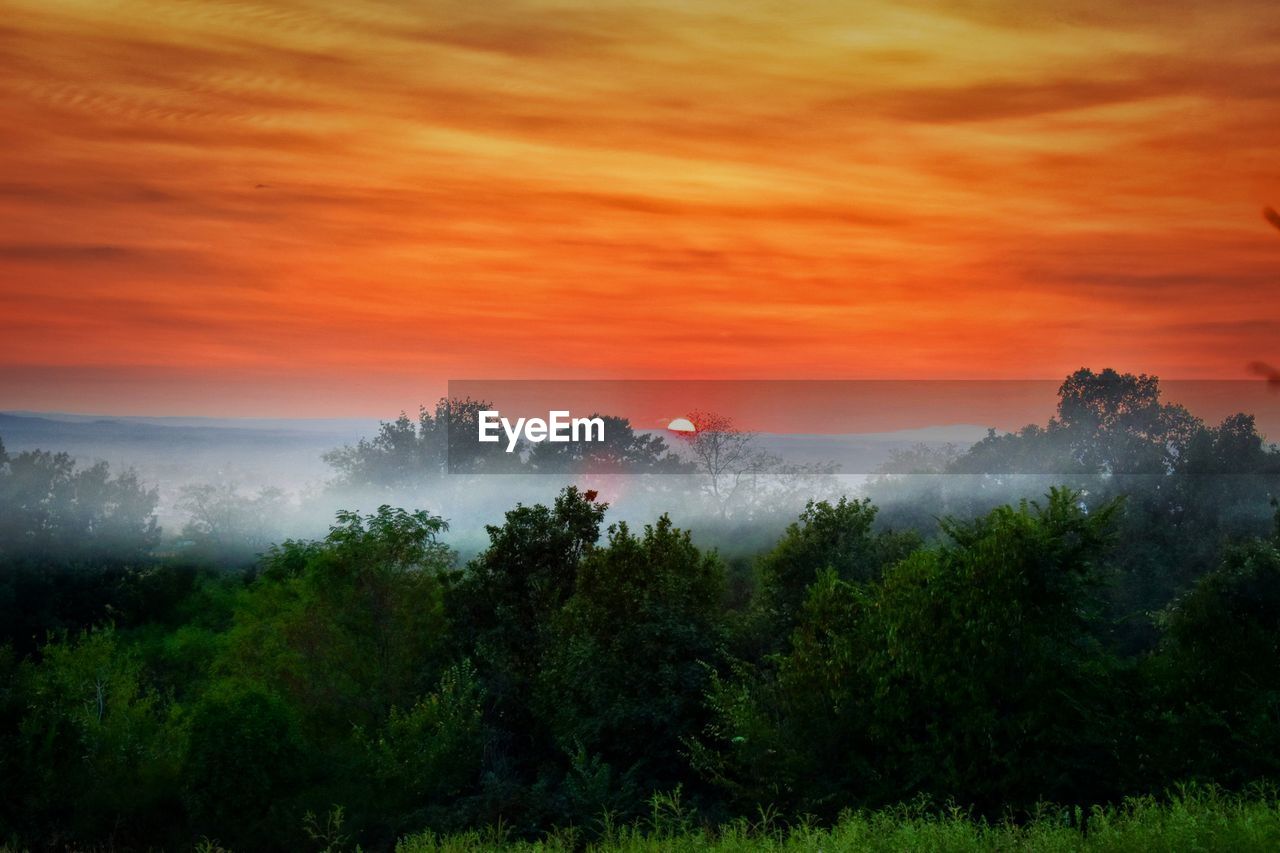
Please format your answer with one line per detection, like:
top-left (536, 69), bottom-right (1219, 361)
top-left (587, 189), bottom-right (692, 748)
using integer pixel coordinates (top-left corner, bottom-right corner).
top-left (754, 496), bottom-right (919, 637)
top-left (536, 517), bottom-right (727, 817)
top-left (3, 629), bottom-right (182, 847)
top-left (1150, 540), bottom-right (1280, 785)
top-left (177, 482), bottom-right (291, 566)
top-left (698, 489), bottom-right (1127, 817)
top-left (224, 505), bottom-right (454, 735)
top-left (361, 661), bottom-right (487, 836)
top-left (864, 489), bottom-right (1127, 810)
top-left (181, 681), bottom-right (307, 845)
top-left (868, 368), bottom-right (1280, 651)
top-left (3, 369), bottom-right (1280, 849)
top-left (0, 443), bottom-right (158, 564)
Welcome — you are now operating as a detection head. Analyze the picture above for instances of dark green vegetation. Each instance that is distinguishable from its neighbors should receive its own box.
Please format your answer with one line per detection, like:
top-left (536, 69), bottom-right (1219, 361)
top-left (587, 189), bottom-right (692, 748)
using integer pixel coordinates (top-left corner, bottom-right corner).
top-left (2, 369), bottom-right (1280, 851)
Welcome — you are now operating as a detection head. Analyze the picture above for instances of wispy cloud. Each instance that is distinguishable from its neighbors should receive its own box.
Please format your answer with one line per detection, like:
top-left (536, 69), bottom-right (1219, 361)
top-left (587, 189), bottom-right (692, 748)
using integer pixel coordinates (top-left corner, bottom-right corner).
top-left (1, 0), bottom-right (1278, 413)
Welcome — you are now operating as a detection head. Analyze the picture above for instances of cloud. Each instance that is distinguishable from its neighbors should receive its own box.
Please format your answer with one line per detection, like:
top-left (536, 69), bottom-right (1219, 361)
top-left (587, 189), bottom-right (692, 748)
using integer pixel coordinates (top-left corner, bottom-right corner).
top-left (1167, 320), bottom-right (1280, 336)
top-left (400, 20), bottom-right (623, 59)
top-left (909, 0), bottom-right (1280, 32)
top-left (847, 57), bottom-right (1280, 123)
top-left (0, 244), bottom-right (135, 263)
top-left (3, 0), bottom-right (1280, 414)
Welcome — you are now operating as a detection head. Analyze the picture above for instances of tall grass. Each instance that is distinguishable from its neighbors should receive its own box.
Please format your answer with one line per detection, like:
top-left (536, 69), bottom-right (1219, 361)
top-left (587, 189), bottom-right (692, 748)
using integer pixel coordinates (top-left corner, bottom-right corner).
top-left (398, 788), bottom-right (1280, 852)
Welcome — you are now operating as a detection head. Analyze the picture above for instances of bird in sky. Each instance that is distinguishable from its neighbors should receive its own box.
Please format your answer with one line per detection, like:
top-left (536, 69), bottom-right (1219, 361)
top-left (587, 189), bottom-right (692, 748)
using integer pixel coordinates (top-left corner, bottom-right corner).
top-left (1247, 361), bottom-right (1280, 392)
top-left (1247, 210), bottom-right (1280, 391)
top-left (1265, 207), bottom-right (1280, 233)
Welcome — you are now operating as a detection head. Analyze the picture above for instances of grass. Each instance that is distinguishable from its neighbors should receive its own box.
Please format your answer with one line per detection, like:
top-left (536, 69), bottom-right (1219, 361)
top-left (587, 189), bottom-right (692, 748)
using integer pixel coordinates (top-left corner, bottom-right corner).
top-left (398, 788), bottom-right (1280, 852)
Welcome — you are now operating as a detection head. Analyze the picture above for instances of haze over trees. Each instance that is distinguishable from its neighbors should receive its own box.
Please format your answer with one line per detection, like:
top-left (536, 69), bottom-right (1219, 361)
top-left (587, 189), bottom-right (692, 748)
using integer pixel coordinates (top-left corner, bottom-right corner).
top-left (1, 368), bottom-right (1279, 849)
top-left (0, 436), bottom-right (159, 565)
top-left (867, 367), bottom-right (1280, 647)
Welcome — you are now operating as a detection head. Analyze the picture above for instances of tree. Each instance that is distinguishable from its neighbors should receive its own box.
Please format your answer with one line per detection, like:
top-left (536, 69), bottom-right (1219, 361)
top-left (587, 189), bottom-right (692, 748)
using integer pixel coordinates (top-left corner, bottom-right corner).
top-left (9, 630), bottom-right (181, 846)
top-left (324, 411), bottom-right (428, 489)
top-left (699, 489), bottom-right (1127, 816)
top-left (940, 369), bottom-right (1207, 479)
top-left (871, 369), bottom-right (1280, 651)
top-left (1054, 368), bottom-right (1200, 475)
top-left (449, 487), bottom-right (605, 710)
top-left (323, 397), bottom-right (519, 489)
top-left (755, 497), bottom-right (919, 638)
top-left (0, 445), bottom-right (164, 657)
top-left (223, 506), bottom-right (453, 735)
top-left (536, 516), bottom-right (726, 814)
top-left (679, 411), bottom-right (774, 519)
top-left (182, 681), bottom-right (307, 845)
top-left (525, 414), bottom-right (691, 475)
top-left (693, 568), bottom-right (878, 815)
top-left (674, 411), bottom-right (842, 521)
top-left (177, 482), bottom-right (289, 564)
top-left (1152, 539), bottom-right (1280, 785)
top-left (865, 489), bottom-right (1126, 811)
top-left (446, 487), bottom-right (608, 826)
top-left (361, 661), bottom-right (486, 836)
top-left (0, 444), bottom-right (158, 564)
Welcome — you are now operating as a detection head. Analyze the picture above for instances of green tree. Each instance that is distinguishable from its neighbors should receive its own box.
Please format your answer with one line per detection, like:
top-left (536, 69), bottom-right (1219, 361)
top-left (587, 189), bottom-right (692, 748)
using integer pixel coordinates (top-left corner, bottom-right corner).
top-left (699, 489), bottom-right (1127, 816)
top-left (873, 369), bottom-right (1280, 651)
top-left (9, 630), bottom-right (181, 845)
top-left (694, 568), bottom-right (879, 816)
top-left (222, 505), bottom-right (453, 735)
top-left (1152, 539), bottom-right (1280, 785)
top-left (450, 487), bottom-right (607, 713)
top-left (536, 516), bottom-right (726, 816)
top-left (361, 661), bottom-right (486, 837)
top-left (181, 682), bottom-right (307, 846)
top-left (446, 487), bottom-right (607, 827)
top-left (755, 497), bottom-right (919, 640)
top-left (866, 488), bottom-right (1126, 810)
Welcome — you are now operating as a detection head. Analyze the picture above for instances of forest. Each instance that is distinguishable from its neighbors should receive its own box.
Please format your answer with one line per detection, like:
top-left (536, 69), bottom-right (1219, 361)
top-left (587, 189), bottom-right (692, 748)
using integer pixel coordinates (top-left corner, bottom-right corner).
top-left (2, 369), bottom-right (1280, 851)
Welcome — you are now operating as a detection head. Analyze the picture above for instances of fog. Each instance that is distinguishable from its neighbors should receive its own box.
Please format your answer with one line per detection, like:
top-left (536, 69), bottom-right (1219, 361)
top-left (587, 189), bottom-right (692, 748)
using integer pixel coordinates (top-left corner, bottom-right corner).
top-left (5, 373), bottom-right (1278, 576)
top-left (0, 409), bottom-right (989, 565)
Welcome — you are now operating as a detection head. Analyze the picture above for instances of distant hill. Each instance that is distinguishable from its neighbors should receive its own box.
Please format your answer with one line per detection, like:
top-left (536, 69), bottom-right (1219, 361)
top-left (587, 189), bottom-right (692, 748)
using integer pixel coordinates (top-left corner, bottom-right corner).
top-left (1, 411), bottom-right (381, 434)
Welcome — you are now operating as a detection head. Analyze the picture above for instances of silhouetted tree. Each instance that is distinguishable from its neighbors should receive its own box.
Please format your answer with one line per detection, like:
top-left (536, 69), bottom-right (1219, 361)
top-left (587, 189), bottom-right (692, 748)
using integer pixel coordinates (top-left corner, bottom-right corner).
top-left (0, 441), bottom-right (158, 564)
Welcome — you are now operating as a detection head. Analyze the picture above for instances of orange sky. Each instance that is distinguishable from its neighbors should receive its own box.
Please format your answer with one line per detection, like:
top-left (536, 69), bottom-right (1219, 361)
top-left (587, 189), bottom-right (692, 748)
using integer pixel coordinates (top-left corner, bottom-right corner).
top-left (2, 0), bottom-right (1279, 416)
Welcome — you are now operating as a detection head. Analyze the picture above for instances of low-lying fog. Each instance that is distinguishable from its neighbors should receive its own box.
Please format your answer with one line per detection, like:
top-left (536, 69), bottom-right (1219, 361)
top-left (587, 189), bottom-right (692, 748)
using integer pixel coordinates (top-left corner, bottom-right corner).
top-left (0, 409), bottom-right (990, 561)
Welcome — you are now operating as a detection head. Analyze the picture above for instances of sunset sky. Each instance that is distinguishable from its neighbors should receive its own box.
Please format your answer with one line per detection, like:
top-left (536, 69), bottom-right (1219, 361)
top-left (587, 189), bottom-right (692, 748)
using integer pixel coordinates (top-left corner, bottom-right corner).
top-left (2, 0), bottom-right (1279, 416)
